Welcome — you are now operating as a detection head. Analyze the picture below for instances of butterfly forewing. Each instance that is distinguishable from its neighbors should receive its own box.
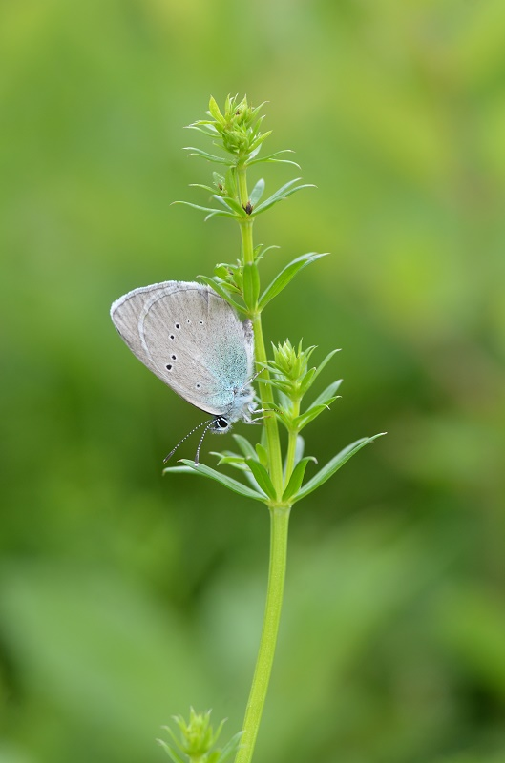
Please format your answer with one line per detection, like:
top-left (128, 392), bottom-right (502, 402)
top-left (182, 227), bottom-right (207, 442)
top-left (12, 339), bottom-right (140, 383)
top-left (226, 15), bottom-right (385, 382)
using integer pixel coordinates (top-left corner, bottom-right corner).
top-left (111, 281), bottom-right (255, 418)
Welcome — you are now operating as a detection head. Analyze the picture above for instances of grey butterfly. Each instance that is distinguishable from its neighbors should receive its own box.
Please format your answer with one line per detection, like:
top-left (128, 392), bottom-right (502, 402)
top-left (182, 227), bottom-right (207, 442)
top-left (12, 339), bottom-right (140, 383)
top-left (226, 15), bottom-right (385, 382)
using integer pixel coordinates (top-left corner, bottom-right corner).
top-left (110, 281), bottom-right (256, 462)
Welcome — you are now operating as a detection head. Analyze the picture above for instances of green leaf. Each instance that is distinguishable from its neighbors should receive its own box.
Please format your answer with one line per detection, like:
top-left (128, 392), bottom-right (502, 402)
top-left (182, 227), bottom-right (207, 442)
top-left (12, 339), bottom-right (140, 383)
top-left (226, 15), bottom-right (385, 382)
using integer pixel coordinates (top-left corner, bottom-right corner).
top-left (251, 178), bottom-right (316, 216)
top-left (307, 380), bottom-right (343, 410)
top-left (164, 460), bottom-right (267, 501)
top-left (254, 243), bottom-right (280, 263)
top-left (249, 130), bottom-right (272, 152)
top-left (283, 457), bottom-right (318, 502)
top-left (255, 441), bottom-right (268, 468)
top-left (291, 434), bottom-right (387, 503)
top-left (248, 149), bottom-right (301, 169)
top-left (210, 450), bottom-right (265, 492)
top-left (219, 731), bottom-right (243, 762)
top-left (246, 460), bottom-right (277, 501)
top-left (258, 253), bottom-right (327, 310)
top-left (172, 200), bottom-right (236, 220)
top-left (292, 402), bottom-right (338, 430)
top-left (233, 434), bottom-right (259, 461)
top-left (189, 183), bottom-right (219, 194)
top-left (183, 146), bottom-right (231, 165)
top-left (250, 178), bottom-right (265, 206)
top-left (293, 434), bottom-right (305, 466)
top-left (210, 453), bottom-right (248, 467)
top-left (186, 124), bottom-right (220, 138)
top-left (197, 276), bottom-right (244, 313)
top-left (208, 95), bottom-right (224, 123)
top-left (300, 348), bottom-right (341, 395)
top-left (224, 166), bottom-right (237, 196)
top-left (243, 262), bottom-right (261, 310)
top-left (157, 738), bottom-right (185, 763)
top-left (212, 195), bottom-right (245, 216)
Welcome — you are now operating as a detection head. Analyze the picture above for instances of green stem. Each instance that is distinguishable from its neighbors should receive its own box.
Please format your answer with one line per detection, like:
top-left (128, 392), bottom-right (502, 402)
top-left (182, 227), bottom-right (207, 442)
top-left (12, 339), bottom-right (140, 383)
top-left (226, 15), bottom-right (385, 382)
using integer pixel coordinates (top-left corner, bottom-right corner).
top-left (234, 163), bottom-right (290, 763)
top-left (250, 315), bottom-right (284, 495)
top-left (283, 401), bottom-right (300, 485)
top-left (237, 166), bottom-right (283, 498)
top-left (234, 506), bottom-right (291, 763)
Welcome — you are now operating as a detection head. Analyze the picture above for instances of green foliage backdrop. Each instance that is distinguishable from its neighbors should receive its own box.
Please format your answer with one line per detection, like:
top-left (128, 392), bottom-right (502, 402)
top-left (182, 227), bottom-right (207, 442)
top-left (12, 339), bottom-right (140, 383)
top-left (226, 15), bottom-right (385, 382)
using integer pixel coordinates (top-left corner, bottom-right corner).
top-left (1, 2), bottom-right (504, 762)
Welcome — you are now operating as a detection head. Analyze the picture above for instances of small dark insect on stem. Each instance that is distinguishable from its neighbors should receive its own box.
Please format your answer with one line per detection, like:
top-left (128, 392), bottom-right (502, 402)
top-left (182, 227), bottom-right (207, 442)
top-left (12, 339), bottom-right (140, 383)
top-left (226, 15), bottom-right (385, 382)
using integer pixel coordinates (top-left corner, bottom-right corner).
top-left (243, 200), bottom-right (253, 215)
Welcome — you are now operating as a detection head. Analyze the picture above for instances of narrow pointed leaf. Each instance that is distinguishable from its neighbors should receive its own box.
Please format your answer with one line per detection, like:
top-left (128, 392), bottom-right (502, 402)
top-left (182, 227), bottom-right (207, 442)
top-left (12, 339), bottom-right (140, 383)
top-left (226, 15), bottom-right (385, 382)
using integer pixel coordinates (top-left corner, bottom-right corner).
top-left (166, 460), bottom-right (267, 501)
top-left (293, 434), bottom-right (305, 466)
top-left (210, 450), bottom-right (264, 491)
top-left (298, 366), bottom-right (317, 394)
top-left (307, 380), bottom-right (343, 410)
top-left (189, 183), bottom-right (219, 194)
top-left (246, 459), bottom-right (277, 501)
top-left (233, 434), bottom-right (258, 461)
top-left (255, 441), bottom-right (268, 467)
top-left (250, 178), bottom-right (265, 206)
top-left (251, 178), bottom-right (302, 214)
top-left (215, 449), bottom-right (242, 459)
top-left (197, 276), bottom-right (244, 313)
top-left (248, 149), bottom-right (301, 169)
top-left (208, 95), bottom-right (224, 122)
top-left (252, 179), bottom-right (316, 216)
top-left (210, 454), bottom-right (248, 467)
top-left (173, 200), bottom-right (236, 219)
top-left (254, 243), bottom-right (280, 262)
top-left (293, 401), bottom-right (338, 430)
top-left (157, 739), bottom-right (185, 763)
top-left (292, 433), bottom-right (387, 503)
top-left (219, 732), bottom-right (243, 762)
top-left (259, 253), bottom-right (327, 310)
top-left (276, 387), bottom-right (291, 411)
top-left (283, 456), bottom-right (318, 502)
top-left (243, 262), bottom-right (260, 310)
top-left (224, 166), bottom-right (236, 195)
top-left (161, 465), bottom-right (197, 473)
top-left (300, 349), bottom-right (341, 394)
top-left (185, 124), bottom-right (220, 137)
top-left (213, 195), bottom-right (245, 215)
top-left (183, 147), bottom-right (231, 164)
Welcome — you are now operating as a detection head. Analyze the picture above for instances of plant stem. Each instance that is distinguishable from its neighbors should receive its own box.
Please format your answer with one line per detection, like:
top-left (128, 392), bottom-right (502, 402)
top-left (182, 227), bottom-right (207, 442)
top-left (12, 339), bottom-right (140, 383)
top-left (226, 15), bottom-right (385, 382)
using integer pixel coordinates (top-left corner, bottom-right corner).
top-left (234, 164), bottom-right (290, 763)
top-left (283, 401), bottom-right (300, 485)
top-left (237, 166), bottom-right (283, 497)
top-left (234, 505), bottom-right (291, 763)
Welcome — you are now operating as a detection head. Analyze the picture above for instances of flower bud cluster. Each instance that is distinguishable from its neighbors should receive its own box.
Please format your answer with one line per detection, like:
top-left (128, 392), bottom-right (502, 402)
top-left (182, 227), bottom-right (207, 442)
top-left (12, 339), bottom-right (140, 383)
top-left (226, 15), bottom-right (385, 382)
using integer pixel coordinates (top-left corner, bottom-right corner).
top-left (188, 94), bottom-right (269, 164)
top-left (158, 708), bottom-right (241, 763)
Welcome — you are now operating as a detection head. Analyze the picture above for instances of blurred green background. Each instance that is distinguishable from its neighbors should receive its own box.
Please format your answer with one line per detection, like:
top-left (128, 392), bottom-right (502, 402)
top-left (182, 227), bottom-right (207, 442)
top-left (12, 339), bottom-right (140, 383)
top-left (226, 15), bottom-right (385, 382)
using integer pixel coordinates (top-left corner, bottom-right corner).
top-left (1, 1), bottom-right (504, 762)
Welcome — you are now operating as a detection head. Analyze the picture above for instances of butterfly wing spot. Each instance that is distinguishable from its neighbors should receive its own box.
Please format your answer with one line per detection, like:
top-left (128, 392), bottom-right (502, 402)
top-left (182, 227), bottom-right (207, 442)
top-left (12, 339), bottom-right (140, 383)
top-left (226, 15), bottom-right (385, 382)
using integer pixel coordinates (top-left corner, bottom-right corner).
top-left (170, 334), bottom-right (175, 340)
top-left (166, 364), bottom-right (172, 371)
top-left (175, 323), bottom-right (180, 329)
top-left (171, 354), bottom-right (177, 360)
top-left (196, 383), bottom-right (201, 389)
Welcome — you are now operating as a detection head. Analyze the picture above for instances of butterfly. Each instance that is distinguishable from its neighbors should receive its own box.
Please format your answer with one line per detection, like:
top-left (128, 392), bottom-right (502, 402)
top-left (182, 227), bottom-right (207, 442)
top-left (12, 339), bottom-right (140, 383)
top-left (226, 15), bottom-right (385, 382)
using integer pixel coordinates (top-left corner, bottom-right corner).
top-left (110, 280), bottom-right (257, 462)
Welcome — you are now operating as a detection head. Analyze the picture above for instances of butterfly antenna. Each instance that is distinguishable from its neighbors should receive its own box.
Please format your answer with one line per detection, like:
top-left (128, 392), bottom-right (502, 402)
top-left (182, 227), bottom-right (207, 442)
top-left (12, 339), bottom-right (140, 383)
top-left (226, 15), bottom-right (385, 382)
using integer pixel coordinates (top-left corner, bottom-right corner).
top-left (195, 420), bottom-right (217, 465)
top-left (163, 419), bottom-right (212, 464)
